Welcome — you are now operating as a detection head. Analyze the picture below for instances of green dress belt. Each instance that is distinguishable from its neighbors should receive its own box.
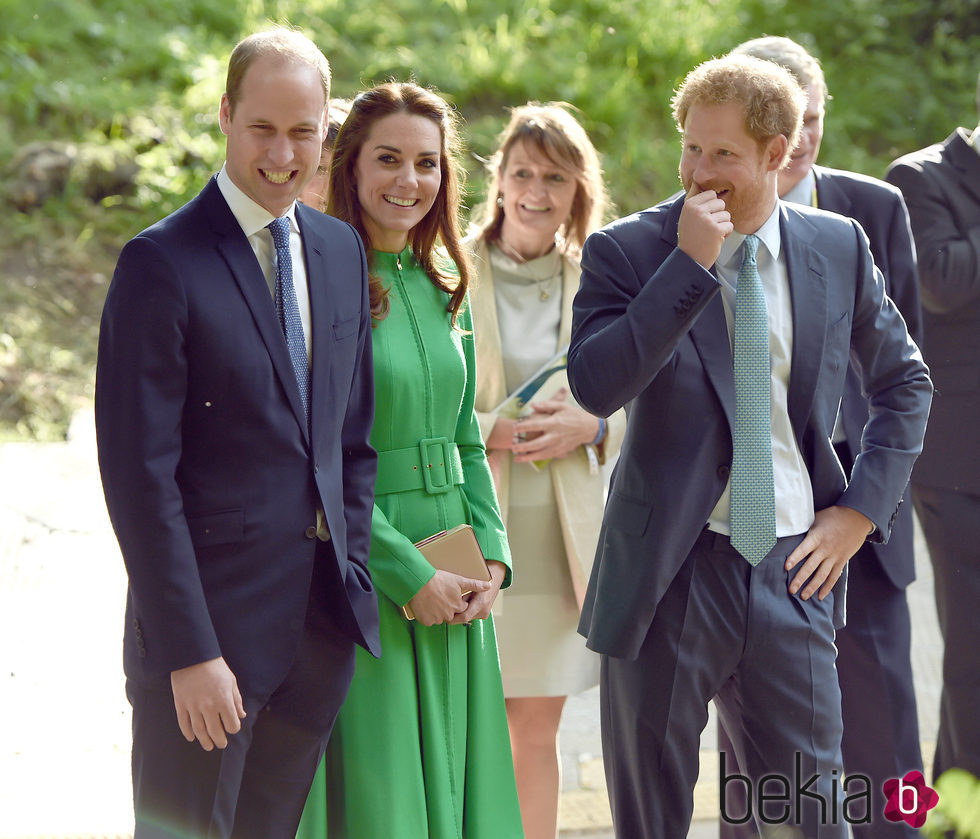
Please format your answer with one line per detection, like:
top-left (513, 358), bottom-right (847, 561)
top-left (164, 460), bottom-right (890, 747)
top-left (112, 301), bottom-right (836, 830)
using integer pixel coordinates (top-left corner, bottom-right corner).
top-left (374, 436), bottom-right (465, 495)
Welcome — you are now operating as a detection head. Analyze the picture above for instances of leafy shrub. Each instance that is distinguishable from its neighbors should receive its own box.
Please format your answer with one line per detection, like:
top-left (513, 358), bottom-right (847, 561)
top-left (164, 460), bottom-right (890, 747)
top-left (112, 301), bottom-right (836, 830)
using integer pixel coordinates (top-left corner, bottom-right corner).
top-left (1, 0), bottom-right (978, 437)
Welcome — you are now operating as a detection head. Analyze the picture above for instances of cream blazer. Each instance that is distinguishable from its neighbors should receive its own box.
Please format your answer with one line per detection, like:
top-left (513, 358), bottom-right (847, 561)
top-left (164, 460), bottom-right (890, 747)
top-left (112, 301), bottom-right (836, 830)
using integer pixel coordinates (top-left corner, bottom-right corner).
top-left (466, 235), bottom-right (625, 608)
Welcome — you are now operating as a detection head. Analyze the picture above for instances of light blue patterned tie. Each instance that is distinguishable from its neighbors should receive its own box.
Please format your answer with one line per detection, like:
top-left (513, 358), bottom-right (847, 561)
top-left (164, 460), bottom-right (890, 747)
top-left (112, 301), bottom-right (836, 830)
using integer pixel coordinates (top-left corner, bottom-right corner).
top-left (267, 218), bottom-right (310, 425)
top-left (730, 234), bottom-right (777, 566)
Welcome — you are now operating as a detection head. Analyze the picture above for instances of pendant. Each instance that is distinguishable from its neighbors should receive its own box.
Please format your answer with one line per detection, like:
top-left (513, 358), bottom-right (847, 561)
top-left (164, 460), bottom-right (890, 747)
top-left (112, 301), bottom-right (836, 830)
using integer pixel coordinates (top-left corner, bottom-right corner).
top-left (539, 288), bottom-right (550, 301)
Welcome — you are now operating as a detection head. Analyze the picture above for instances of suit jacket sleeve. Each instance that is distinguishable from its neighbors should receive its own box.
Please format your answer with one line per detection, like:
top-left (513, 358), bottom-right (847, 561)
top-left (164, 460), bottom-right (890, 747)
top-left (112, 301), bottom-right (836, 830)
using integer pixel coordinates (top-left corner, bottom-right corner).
top-left (567, 220), bottom-right (719, 417)
top-left (835, 220), bottom-right (933, 534)
top-left (95, 235), bottom-right (221, 673)
top-left (880, 188), bottom-right (924, 347)
top-left (886, 149), bottom-right (980, 313)
top-left (339, 237), bottom-right (378, 576)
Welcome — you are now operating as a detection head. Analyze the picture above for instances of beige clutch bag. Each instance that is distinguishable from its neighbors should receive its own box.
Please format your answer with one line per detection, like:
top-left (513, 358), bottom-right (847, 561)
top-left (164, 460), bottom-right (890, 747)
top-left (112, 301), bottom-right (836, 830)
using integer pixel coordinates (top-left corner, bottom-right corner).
top-left (403, 524), bottom-right (491, 620)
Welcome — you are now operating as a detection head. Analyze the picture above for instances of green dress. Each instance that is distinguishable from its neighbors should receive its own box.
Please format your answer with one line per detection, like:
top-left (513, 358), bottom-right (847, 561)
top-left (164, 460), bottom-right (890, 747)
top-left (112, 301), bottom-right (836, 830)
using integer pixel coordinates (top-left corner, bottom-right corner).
top-left (297, 247), bottom-right (523, 839)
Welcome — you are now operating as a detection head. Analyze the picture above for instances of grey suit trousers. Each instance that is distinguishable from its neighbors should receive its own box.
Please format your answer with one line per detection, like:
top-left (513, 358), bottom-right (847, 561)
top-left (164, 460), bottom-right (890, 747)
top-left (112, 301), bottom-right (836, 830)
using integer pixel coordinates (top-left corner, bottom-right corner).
top-left (600, 528), bottom-right (847, 838)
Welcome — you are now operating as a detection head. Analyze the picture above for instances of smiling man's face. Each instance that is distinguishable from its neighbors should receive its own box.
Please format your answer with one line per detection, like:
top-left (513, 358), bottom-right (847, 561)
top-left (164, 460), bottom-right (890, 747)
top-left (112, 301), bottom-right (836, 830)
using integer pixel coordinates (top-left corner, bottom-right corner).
top-left (679, 100), bottom-right (782, 234)
top-left (778, 82), bottom-right (825, 196)
top-left (219, 53), bottom-right (326, 217)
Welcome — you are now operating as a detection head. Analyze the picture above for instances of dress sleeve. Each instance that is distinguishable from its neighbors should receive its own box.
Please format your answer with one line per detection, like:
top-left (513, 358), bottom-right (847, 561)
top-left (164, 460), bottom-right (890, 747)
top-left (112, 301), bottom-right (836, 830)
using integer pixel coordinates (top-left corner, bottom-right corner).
top-left (455, 298), bottom-right (514, 587)
top-left (365, 503), bottom-right (436, 608)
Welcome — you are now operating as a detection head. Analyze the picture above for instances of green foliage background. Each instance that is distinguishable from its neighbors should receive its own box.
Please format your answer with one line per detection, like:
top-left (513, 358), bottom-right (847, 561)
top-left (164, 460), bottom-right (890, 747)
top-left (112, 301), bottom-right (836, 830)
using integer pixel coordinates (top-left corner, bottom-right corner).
top-left (2, 0), bottom-right (979, 437)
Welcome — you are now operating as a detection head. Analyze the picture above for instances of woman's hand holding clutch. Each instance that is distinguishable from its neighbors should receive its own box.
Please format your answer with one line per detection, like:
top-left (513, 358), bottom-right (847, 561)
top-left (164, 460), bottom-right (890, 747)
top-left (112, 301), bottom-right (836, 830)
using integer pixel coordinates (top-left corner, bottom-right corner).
top-left (408, 569), bottom-right (492, 626)
top-left (449, 560), bottom-right (507, 624)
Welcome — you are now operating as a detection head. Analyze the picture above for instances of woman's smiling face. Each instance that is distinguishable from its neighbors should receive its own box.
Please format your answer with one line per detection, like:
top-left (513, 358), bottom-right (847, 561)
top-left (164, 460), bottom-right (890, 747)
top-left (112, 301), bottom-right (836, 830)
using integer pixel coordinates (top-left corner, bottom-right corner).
top-left (499, 139), bottom-right (578, 251)
top-left (354, 111), bottom-right (442, 252)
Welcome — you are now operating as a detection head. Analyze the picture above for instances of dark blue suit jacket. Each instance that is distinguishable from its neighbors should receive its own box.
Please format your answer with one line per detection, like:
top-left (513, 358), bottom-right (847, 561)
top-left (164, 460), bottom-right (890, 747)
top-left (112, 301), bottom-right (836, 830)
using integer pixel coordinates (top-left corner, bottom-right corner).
top-left (96, 178), bottom-right (380, 698)
top-left (567, 195), bottom-right (932, 660)
top-left (814, 165), bottom-right (923, 589)
top-left (887, 129), bottom-right (980, 495)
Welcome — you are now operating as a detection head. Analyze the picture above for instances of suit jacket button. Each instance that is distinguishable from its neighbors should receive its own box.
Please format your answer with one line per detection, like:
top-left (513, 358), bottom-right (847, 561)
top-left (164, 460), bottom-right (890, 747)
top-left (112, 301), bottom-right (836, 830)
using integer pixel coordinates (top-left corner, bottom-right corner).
top-left (305, 526), bottom-right (317, 539)
top-left (717, 464), bottom-right (730, 479)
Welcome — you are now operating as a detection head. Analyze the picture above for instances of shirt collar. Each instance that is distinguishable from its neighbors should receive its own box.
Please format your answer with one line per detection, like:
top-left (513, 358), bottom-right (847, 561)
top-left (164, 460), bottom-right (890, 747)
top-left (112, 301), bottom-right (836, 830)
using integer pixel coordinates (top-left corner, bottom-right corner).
top-left (971, 124), bottom-right (980, 156)
top-left (717, 202), bottom-right (782, 270)
top-left (781, 168), bottom-right (816, 208)
top-left (216, 164), bottom-right (299, 238)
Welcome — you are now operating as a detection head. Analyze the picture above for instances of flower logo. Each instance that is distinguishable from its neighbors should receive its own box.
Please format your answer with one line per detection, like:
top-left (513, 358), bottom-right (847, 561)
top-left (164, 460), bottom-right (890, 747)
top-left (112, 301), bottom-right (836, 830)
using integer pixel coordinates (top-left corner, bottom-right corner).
top-left (882, 770), bottom-right (939, 829)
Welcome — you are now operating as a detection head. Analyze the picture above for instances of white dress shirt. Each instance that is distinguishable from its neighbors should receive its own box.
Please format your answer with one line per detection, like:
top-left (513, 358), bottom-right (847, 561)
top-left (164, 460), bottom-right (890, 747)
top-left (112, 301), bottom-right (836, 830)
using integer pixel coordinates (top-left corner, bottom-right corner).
top-left (707, 203), bottom-right (815, 538)
top-left (216, 165), bottom-right (312, 362)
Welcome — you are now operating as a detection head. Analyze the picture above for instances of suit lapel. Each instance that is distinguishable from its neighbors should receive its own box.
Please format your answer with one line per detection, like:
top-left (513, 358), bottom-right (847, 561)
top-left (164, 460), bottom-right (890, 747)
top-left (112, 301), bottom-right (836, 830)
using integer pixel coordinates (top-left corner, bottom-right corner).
top-left (948, 130), bottom-right (980, 205)
top-left (689, 297), bottom-right (735, 430)
top-left (661, 197), bottom-right (736, 430)
top-left (206, 182), bottom-right (310, 445)
top-left (781, 206), bottom-right (828, 438)
top-left (813, 166), bottom-right (851, 216)
top-left (299, 212), bottom-right (330, 449)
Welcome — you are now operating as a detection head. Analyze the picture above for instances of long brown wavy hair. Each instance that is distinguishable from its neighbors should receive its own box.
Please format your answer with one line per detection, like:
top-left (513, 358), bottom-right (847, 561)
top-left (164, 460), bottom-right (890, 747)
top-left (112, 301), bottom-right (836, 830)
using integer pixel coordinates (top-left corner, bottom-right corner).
top-left (328, 82), bottom-right (471, 325)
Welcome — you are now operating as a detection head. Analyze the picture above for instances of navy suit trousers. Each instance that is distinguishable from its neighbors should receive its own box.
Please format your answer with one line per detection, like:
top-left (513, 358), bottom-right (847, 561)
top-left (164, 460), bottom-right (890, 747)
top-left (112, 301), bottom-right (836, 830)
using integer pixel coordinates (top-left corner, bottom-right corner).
top-left (128, 560), bottom-right (355, 839)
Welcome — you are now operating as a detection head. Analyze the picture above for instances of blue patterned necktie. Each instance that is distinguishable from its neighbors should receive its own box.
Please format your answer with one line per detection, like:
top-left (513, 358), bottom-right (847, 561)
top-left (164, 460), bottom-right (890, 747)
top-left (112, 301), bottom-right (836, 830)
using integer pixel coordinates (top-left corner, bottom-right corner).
top-left (267, 217), bottom-right (310, 424)
top-left (730, 234), bottom-right (777, 566)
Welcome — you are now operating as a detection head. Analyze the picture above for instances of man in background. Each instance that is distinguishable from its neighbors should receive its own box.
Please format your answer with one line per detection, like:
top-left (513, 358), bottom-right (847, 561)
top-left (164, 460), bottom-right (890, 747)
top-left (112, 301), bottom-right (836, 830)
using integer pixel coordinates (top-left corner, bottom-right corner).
top-left (96, 28), bottom-right (379, 838)
top-left (886, 70), bottom-right (980, 782)
top-left (722, 36), bottom-right (924, 838)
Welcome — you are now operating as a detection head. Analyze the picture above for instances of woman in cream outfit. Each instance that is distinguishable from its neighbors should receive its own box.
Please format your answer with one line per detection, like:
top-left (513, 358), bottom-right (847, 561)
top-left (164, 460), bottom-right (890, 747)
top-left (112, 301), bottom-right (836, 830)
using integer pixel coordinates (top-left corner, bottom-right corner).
top-left (466, 102), bottom-right (625, 839)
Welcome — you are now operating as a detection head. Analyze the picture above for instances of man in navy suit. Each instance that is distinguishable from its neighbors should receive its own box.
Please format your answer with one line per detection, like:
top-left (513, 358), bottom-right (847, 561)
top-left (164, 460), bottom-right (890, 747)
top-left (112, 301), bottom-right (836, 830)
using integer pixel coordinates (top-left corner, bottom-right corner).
top-left (567, 55), bottom-right (931, 838)
top-left (716, 37), bottom-right (924, 838)
top-left (95, 28), bottom-right (379, 839)
top-left (886, 71), bottom-right (980, 782)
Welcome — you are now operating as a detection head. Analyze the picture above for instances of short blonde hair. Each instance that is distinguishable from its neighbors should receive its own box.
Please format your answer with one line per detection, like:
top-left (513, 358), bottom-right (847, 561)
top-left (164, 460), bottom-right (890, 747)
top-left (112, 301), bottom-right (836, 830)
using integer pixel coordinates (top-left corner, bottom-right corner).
top-left (671, 54), bottom-right (805, 165)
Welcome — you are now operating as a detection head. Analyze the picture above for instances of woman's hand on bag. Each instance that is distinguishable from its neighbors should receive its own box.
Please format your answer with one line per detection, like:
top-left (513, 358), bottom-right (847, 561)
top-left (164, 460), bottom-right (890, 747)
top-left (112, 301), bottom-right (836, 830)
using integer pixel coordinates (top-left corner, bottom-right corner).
top-left (408, 569), bottom-right (492, 626)
top-left (512, 388), bottom-right (600, 463)
top-left (450, 560), bottom-right (507, 624)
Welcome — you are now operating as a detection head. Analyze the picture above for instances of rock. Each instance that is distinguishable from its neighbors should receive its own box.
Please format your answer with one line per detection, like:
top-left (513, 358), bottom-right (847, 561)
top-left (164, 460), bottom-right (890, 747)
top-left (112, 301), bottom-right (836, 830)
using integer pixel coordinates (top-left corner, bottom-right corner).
top-left (76, 144), bottom-right (140, 203)
top-left (7, 141), bottom-right (77, 211)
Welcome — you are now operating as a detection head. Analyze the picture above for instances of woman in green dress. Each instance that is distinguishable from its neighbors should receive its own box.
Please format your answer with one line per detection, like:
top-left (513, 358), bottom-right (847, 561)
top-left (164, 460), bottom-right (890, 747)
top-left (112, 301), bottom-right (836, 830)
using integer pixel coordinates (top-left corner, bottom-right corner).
top-left (296, 82), bottom-right (523, 839)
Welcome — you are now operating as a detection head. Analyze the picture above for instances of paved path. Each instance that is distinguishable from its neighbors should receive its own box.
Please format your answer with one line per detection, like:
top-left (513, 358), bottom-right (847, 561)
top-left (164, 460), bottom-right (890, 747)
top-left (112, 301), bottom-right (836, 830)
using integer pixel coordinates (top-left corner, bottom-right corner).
top-left (0, 411), bottom-right (942, 838)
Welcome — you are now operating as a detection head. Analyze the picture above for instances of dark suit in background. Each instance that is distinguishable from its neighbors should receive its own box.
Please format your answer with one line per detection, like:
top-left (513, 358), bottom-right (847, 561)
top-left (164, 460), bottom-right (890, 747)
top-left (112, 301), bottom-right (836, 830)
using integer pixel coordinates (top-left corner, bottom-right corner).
top-left (812, 165), bottom-right (925, 804)
top-left (887, 122), bottom-right (980, 780)
top-left (96, 30), bottom-right (379, 839)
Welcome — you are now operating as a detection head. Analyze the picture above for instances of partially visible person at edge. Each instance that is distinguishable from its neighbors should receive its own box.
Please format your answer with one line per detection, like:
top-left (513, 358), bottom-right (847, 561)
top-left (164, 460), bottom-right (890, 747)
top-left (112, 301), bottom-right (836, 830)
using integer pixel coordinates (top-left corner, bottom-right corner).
top-left (714, 35), bottom-right (924, 839)
top-left (464, 101), bottom-right (625, 839)
top-left (295, 81), bottom-right (524, 839)
top-left (299, 97), bottom-right (351, 211)
top-left (886, 68), bottom-right (980, 783)
top-left (95, 27), bottom-right (379, 839)
top-left (566, 54), bottom-right (932, 838)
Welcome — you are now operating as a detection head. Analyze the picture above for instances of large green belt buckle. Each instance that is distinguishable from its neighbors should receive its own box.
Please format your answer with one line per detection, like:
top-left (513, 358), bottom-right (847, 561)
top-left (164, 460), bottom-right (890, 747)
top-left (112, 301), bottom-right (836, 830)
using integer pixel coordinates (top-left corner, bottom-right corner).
top-left (418, 437), bottom-right (453, 494)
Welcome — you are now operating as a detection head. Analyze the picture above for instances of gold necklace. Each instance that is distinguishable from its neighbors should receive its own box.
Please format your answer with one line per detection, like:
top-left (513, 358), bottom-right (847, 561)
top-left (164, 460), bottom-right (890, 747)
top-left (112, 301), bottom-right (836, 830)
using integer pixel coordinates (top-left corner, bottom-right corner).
top-left (495, 236), bottom-right (530, 265)
top-left (493, 241), bottom-right (560, 301)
